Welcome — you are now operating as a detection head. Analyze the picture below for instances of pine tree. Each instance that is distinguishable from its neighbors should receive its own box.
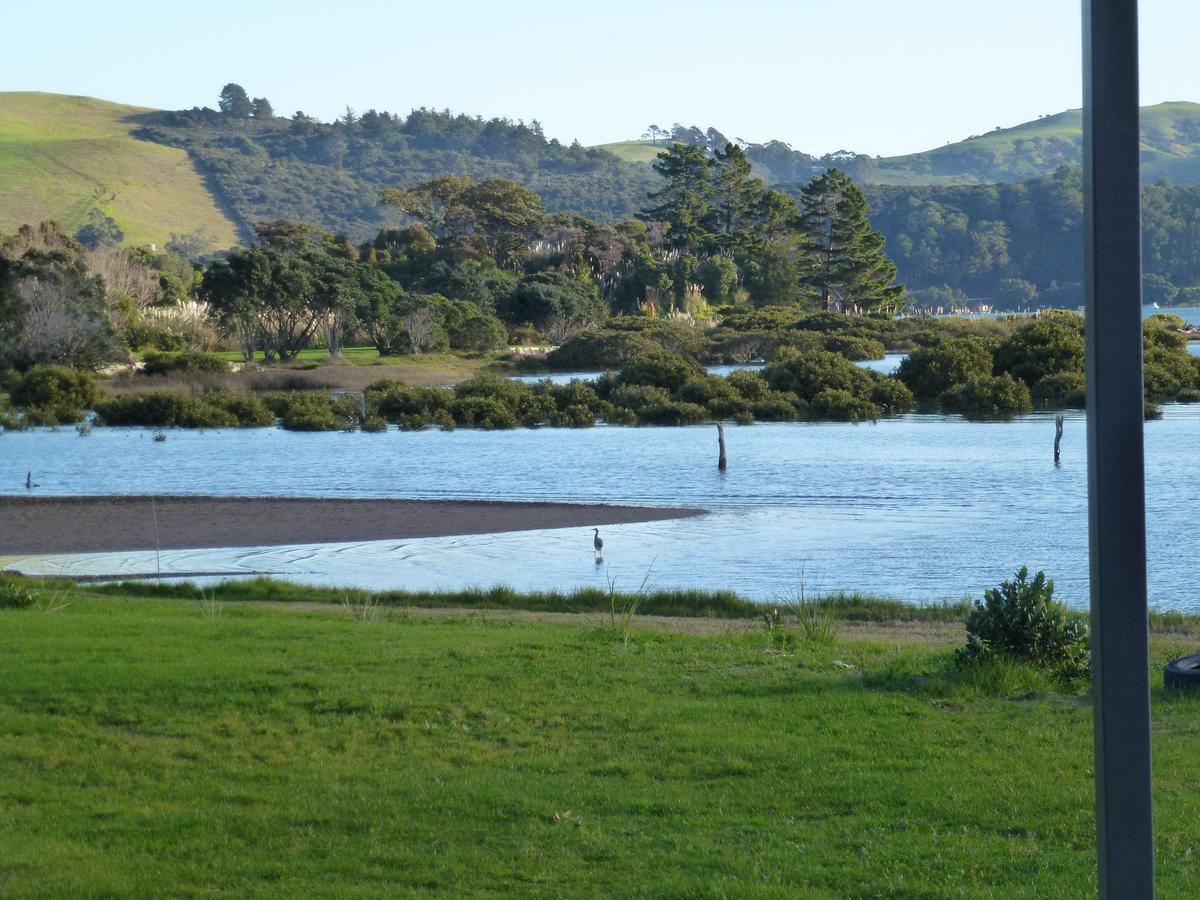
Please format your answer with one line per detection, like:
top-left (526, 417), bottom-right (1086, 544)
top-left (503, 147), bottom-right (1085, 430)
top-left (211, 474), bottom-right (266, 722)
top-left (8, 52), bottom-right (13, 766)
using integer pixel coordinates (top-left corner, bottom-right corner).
top-left (708, 143), bottom-right (762, 243)
top-left (798, 169), bottom-right (904, 314)
top-left (642, 143), bottom-right (713, 254)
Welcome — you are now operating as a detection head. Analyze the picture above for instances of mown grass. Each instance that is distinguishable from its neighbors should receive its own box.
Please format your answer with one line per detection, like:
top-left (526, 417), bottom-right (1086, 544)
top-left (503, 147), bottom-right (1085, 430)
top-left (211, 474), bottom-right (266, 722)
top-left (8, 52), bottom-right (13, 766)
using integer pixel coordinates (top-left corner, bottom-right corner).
top-left (3, 583), bottom-right (1200, 896)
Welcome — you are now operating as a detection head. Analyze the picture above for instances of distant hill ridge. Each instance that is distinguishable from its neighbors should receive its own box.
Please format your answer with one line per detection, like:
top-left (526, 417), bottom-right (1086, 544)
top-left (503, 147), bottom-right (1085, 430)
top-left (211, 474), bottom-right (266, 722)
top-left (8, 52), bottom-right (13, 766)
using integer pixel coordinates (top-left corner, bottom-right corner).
top-left (3, 92), bottom-right (1200, 252)
top-left (597, 101), bottom-right (1200, 187)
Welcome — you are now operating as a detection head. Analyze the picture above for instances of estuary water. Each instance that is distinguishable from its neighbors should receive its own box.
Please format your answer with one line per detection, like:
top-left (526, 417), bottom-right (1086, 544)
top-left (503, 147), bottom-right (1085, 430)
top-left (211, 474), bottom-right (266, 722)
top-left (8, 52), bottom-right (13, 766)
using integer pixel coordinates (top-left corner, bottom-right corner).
top-left (4, 405), bottom-right (1200, 610)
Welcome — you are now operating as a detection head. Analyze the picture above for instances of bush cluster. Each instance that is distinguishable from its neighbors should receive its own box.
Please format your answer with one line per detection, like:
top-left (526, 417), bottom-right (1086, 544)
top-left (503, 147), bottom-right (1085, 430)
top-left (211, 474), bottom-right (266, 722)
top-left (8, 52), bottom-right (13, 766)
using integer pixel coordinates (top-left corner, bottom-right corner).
top-left (94, 391), bottom-right (274, 428)
top-left (5, 365), bottom-right (105, 425)
top-left (140, 351), bottom-right (231, 377)
top-left (957, 567), bottom-right (1089, 681)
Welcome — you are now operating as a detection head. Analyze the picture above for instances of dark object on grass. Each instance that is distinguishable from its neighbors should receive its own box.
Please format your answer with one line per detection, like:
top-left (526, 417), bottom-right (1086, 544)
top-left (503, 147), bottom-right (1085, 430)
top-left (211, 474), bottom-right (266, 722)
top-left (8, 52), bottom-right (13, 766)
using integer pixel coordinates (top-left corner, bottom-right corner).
top-left (1164, 652), bottom-right (1200, 689)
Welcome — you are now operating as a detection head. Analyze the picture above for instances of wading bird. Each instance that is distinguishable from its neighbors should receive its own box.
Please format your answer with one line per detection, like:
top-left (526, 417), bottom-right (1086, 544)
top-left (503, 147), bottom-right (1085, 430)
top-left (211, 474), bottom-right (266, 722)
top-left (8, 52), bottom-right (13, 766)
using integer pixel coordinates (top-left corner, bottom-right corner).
top-left (593, 528), bottom-right (604, 563)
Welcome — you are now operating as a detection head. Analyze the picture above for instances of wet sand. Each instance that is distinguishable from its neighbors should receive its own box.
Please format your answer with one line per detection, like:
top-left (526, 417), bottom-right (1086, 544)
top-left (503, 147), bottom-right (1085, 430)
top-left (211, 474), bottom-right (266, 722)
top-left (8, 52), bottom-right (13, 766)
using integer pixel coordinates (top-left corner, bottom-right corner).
top-left (0, 496), bottom-right (704, 555)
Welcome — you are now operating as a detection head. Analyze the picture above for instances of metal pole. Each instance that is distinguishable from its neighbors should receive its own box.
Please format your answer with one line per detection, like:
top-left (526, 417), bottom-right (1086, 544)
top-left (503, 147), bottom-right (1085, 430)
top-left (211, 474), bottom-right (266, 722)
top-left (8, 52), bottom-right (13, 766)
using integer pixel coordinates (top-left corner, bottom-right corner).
top-left (1082, 1), bottom-right (1155, 895)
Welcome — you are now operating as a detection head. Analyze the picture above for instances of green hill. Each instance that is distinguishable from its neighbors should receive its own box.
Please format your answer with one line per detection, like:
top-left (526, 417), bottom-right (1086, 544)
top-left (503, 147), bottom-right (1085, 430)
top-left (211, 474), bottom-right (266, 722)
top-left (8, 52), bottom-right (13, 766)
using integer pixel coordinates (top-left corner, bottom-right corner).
top-left (864, 101), bottom-right (1200, 185)
top-left (594, 103), bottom-right (1200, 188)
top-left (592, 140), bottom-right (667, 164)
top-left (0, 92), bottom-right (242, 248)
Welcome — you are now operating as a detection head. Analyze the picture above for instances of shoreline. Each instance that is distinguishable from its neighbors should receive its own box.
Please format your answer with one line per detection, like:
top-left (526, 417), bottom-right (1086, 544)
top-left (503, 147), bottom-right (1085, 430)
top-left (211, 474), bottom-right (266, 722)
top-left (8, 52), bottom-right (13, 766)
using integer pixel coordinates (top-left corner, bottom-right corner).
top-left (0, 496), bottom-right (705, 556)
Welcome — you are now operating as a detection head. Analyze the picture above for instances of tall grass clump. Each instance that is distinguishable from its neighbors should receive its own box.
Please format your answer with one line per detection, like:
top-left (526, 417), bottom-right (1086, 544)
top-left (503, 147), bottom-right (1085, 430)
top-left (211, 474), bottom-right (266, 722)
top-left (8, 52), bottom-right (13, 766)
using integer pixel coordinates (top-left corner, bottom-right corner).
top-left (957, 566), bottom-right (1089, 681)
top-left (0, 577), bottom-right (37, 610)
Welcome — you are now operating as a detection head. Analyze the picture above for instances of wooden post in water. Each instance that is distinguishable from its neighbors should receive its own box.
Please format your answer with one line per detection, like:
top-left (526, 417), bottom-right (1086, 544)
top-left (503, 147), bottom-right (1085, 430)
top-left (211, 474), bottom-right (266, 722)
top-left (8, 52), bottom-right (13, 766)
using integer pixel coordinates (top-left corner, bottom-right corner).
top-left (1054, 414), bottom-right (1064, 465)
top-left (716, 423), bottom-right (727, 471)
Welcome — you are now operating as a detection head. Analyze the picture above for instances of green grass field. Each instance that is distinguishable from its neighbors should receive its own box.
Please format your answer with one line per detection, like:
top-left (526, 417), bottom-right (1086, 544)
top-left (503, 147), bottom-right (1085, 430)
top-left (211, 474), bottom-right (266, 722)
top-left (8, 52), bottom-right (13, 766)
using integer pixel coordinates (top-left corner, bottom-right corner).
top-left (3, 581), bottom-right (1200, 896)
top-left (0, 92), bottom-right (241, 248)
top-left (590, 140), bottom-right (665, 165)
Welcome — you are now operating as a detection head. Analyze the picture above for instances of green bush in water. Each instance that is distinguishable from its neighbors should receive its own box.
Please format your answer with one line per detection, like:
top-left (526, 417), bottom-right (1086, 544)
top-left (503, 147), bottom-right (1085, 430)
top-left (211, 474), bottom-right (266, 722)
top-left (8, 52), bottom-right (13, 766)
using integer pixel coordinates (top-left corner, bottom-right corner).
top-left (617, 352), bottom-right (704, 391)
top-left (942, 373), bottom-right (1032, 419)
top-left (451, 396), bottom-right (518, 429)
top-left (810, 388), bottom-right (879, 422)
top-left (9, 365), bottom-right (104, 424)
top-left (281, 394), bottom-right (343, 431)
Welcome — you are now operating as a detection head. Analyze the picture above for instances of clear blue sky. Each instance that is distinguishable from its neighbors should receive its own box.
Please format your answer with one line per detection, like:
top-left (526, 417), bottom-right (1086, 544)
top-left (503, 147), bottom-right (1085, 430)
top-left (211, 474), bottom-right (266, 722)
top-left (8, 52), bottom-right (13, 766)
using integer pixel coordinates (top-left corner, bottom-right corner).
top-left (5, 0), bottom-right (1197, 156)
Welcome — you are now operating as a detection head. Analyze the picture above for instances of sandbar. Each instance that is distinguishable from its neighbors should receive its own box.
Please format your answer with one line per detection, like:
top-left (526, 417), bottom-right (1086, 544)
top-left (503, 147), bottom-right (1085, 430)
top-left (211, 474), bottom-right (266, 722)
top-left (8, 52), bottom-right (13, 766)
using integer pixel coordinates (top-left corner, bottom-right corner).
top-left (0, 496), bottom-right (704, 555)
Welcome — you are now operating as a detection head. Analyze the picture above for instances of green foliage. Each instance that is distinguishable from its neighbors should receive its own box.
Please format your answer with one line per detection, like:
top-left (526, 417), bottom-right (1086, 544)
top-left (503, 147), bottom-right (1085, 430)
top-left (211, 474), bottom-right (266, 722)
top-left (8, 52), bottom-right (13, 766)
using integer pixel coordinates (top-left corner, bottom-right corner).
top-left (896, 338), bottom-right (994, 400)
top-left (762, 350), bottom-right (875, 402)
top-left (498, 271), bottom-right (606, 328)
top-left (94, 391), bottom-right (273, 428)
top-left (617, 351), bottom-right (703, 391)
top-left (993, 316), bottom-right (1084, 384)
top-left (1031, 372), bottom-right (1086, 407)
top-left (798, 168), bottom-right (904, 314)
top-left (547, 330), bottom-right (659, 369)
top-left (870, 376), bottom-right (916, 414)
top-left (0, 577), bottom-right (36, 610)
top-left (9, 365), bottom-right (104, 424)
top-left (140, 351), bottom-right (230, 377)
top-left (958, 567), bottom-right (1089, 681)
top-left (280, 394), bottom-right (345, 431)
top-left (941, 373), bottom-right (1033, 419)
top-left (810, 388), bottom-right (878, 422)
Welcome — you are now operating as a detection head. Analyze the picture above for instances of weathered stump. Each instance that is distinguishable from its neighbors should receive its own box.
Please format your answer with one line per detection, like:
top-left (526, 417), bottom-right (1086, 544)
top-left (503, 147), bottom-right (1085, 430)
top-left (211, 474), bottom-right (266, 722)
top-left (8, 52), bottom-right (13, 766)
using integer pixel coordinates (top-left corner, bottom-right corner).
top-left (1054, 414), bottom-right (1064, 465)
top-left (717, 423), bottom-right (727, 471)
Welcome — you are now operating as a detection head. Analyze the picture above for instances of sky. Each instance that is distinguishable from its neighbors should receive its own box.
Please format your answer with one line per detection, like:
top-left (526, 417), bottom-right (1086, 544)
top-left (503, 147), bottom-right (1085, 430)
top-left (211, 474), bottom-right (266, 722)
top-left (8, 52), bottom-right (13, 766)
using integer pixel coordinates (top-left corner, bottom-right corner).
top-left (3, 0), bottom-right (1198, 157)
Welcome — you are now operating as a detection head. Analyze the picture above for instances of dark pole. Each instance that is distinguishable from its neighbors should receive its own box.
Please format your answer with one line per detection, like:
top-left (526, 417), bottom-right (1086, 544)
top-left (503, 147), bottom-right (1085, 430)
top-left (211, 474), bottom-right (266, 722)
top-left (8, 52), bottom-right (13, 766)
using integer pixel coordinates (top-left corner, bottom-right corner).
top-left (1082, 1), bottom-right (1155, 896)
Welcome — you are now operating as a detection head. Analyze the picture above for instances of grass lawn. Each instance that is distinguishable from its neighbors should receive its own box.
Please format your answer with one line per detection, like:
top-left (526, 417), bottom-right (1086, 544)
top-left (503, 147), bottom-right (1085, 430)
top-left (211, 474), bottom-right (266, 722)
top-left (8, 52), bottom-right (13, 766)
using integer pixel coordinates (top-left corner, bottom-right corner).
top-left (2, 585), bottom-right (1199, 896)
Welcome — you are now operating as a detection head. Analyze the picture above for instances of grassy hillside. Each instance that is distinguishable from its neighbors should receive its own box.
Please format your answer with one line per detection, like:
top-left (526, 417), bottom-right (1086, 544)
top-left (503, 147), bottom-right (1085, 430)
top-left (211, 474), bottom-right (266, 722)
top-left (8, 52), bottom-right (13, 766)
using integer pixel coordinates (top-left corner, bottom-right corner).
top-left (0, 92), bottom-right (241, 248)
top-left (867, 101), bottom-right (1200, 185)
top-left (592, 139), bottom-right (666, 164)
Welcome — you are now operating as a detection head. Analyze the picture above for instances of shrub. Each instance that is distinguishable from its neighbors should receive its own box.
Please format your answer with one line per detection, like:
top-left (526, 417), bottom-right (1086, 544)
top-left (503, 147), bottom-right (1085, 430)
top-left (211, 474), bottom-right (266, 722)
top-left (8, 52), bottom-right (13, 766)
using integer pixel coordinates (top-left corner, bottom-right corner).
top-left (958, 567), bottom-right (1089, 680)
top-left (870, 377), bottom-right (915, 415)
top-left (993, 317), bottom-right (1085, 385)
top-left (942, 373), bottom-right (1032, 419)
top-left (821, 334), bottom-right (887, 361)
top-left (449, 315), bottom-right (507, 352)
top-left (451, 395), bottom-right (518, 429)
top-left (608, 384), bottom-right (672, 412)
top-left (9, 365), bottom-right (104, 424)
top-left (603, 406), bottom-right (638, 426)
top-left (507, 322), bottom-right (542, 345)
top-left (752, 393), bottom-right (807, 421)
top-left (896, 338), bottom-right (993, 399)
top-left (454, 374), bottom-right (530, 411)
top-left (617, 352), bottom-right (703, 391)
top-left (281, 394), bottom-right (343, 431)
top-left (547, 329), bottom-right (659, 369)
top-left (0, 577), bottom-right (36, 610)
top-left (368, 381), bottom-right (453, 421)
top-left (810, 389), bottom-right (879, 422)
top-left (140, 351), bottom-right (230, 377)
top-left (637, 401), bottom-right (709, 425)
top-left (762, 351), bottom-right (874, 402)
top-left (549, 404), bottom-right (597, 427)
top-left (1031, 372), bottom-right (1086, 408)
top-left (673, 375), bottom-right (739, 407)
top-left (726, 369), bottom-right (770, 401)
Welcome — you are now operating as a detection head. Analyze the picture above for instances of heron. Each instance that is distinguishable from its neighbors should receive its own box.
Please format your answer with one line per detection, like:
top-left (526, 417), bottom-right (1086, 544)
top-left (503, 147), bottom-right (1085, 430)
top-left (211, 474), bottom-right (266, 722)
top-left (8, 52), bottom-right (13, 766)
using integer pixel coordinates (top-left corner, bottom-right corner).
top-left (593, 528), bottom-right (604, 562)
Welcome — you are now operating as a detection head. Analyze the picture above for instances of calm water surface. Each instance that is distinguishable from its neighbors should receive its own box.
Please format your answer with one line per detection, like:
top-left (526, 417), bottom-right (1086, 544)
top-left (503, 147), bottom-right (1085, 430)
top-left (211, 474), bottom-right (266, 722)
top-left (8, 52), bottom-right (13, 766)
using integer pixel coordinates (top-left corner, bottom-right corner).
top-left (4, 405), bottom-right (1200, 610)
